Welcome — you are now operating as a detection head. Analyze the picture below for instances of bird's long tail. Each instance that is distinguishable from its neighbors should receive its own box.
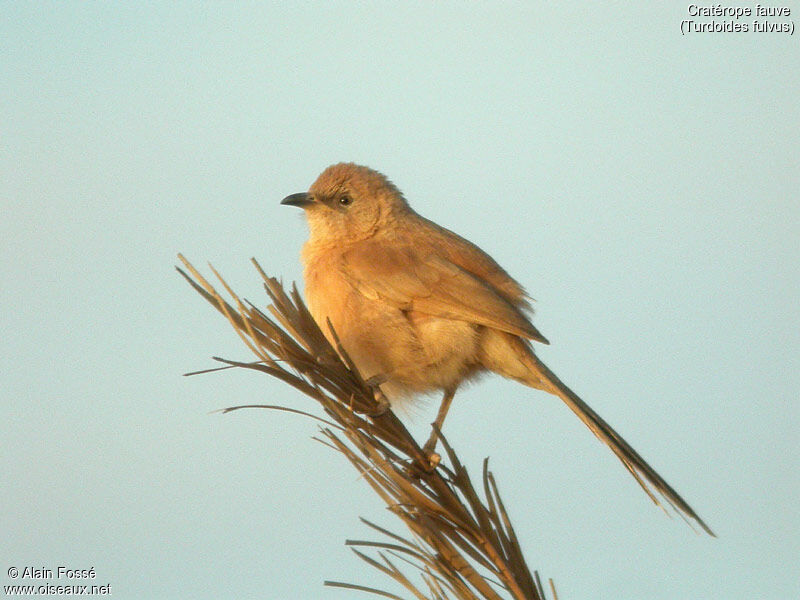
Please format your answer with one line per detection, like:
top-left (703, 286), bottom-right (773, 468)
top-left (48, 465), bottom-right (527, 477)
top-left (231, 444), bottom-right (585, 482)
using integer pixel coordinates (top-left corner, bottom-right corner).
top-left (525, 352), bottom-right (715, 536)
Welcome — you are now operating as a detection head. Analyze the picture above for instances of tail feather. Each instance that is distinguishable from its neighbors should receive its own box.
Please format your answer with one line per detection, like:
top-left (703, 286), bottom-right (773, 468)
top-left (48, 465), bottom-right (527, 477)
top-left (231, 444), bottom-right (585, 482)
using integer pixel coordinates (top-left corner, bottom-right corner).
top-left (526, 353), bottom-right (715, 537)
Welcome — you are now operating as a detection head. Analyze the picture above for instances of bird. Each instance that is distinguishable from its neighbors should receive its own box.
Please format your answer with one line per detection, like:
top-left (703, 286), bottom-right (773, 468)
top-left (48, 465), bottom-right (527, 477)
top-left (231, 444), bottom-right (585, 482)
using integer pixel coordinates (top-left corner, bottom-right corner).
top-left (281, 162), bottom-right (714, 536)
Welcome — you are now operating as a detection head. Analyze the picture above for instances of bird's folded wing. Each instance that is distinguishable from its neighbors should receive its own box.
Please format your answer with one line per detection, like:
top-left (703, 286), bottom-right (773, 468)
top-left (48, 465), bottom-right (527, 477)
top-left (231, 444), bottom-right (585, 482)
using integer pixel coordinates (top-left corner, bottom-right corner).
top-left (341, 243), bottom-right (549, 344)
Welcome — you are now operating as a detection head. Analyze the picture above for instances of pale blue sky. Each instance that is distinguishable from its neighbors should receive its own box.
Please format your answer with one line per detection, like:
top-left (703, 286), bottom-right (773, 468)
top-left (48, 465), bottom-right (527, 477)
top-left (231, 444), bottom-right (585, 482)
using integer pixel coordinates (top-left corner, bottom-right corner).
top-left (2, 4), bottom-right (798, 599)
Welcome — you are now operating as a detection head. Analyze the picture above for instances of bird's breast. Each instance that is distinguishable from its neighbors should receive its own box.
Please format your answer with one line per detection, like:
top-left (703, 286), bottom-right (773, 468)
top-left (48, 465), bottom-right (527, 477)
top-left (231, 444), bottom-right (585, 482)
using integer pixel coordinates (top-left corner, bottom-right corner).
top-left (301, 243), bottom-right (351, 335)
top-left (300, 241), bottom-right (482, 401)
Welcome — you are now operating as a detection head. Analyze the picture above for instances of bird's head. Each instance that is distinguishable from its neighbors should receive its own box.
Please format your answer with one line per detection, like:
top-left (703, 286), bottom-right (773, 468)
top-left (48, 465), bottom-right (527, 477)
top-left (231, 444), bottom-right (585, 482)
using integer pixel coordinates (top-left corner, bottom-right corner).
top-left (282, 163), bottom-right (411, 242)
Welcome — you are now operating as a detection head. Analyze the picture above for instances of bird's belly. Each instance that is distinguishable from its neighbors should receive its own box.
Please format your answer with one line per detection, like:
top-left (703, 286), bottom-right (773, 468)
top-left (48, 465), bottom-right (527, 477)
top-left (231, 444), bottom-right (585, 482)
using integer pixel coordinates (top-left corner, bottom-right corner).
top-left (406, 311), bottom-right (479, 380)
top-left (305, 270), bottom-right (479, 401)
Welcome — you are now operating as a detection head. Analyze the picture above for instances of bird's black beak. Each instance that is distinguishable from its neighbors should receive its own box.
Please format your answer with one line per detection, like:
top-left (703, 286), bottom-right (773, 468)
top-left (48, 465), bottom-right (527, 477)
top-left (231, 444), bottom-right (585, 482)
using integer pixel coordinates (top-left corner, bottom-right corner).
top-left (281, 193), bottom-right (313, 208)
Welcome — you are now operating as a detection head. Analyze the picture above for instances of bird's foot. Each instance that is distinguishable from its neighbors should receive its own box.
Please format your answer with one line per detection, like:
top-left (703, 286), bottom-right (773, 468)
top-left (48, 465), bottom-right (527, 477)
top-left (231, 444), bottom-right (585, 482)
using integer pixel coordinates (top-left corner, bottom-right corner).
top-left (363, 374), bottom-right (390, 417)
top-left (423, 451), bottom-right (441, 471)
top-left (420, 430), bottom-right (443, 471)
top-left (408, 450), bottom-right (441, 475)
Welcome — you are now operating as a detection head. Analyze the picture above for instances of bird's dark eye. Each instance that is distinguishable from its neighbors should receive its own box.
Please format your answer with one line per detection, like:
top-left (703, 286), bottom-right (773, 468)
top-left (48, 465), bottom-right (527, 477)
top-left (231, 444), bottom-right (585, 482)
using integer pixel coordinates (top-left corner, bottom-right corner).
top-left (339, 195), bottom-right (352, 206)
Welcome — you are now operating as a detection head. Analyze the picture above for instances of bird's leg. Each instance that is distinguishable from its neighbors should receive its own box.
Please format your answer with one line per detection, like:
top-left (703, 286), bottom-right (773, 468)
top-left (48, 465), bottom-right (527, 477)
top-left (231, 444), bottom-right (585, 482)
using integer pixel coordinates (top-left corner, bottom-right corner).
top-left (422, 387), bottom-right (457, 463)
top-left (364, 373), bottom-right (388, 387)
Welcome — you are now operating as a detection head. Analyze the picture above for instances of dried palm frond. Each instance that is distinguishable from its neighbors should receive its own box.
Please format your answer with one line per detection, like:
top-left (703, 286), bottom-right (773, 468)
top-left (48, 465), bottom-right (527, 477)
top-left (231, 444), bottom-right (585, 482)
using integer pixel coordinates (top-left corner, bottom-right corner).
top-left (177, 254), bottom-right (554, 600)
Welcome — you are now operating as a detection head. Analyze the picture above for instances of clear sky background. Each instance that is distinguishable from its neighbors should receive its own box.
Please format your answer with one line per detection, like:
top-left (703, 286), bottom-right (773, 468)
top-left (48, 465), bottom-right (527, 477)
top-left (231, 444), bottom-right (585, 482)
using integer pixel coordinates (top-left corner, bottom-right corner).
top-left (2, 4), bottom-right (798, 599)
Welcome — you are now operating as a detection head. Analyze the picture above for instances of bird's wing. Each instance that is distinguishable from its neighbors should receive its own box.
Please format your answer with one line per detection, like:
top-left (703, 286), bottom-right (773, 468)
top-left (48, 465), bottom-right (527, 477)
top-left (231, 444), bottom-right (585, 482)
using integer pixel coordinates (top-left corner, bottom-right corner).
top-left (341, 242), bottom-right (549, 344)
